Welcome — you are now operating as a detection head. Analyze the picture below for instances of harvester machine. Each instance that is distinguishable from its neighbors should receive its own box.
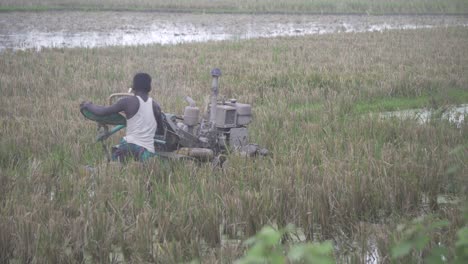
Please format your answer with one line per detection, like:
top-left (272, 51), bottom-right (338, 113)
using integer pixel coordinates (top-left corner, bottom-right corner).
top-left (81, 68), bottom-right (268, 164)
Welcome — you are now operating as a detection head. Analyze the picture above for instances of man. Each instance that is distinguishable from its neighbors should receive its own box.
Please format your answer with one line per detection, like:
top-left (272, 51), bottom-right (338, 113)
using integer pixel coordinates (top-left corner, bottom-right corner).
top-left (80, 73), bottom-right (163, 162)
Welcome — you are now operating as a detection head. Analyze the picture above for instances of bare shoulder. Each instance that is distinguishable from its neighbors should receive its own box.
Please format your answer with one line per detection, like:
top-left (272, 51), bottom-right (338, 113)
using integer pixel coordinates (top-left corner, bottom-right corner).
top-left (116, 96), bottom-right (139, 117)
top-left (119, 96), bottom-right (139, 108)
top-left (121, 95), bottom-right (138, 104)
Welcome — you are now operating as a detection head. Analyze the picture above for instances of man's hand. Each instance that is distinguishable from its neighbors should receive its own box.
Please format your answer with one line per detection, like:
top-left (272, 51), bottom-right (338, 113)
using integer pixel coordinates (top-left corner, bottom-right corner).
top-left (80, 101), bottom-right (92, 110)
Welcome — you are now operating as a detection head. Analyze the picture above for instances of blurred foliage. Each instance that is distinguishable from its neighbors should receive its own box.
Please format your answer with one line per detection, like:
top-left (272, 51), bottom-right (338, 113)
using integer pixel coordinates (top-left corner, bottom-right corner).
top-left (391, 207), bottom-right (468, 264)
top-left (235, 224), bottom-right (334, 264)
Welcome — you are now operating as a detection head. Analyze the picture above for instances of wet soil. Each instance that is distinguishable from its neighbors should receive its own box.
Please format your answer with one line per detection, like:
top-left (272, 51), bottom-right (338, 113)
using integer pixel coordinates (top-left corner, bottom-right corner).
top-left (0, 12), bottom-right (467, 51)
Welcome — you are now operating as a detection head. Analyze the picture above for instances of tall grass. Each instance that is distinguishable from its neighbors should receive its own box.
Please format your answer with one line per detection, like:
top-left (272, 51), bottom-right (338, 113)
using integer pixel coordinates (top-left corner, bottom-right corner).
top-left (0, 0), bottom-right (467, 14)
top-left (1, 27), bottom-right (467, 262)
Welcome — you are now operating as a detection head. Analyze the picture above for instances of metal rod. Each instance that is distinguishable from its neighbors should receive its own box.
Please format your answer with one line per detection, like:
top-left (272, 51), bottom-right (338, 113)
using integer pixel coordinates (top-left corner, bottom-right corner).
top-left (209, 68), bottom-right (222, 123)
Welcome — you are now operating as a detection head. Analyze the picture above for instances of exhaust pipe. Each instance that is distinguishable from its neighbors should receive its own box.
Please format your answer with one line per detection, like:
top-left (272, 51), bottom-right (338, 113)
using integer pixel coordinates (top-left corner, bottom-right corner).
top-left (210, 68), bottom-right (222, 124)
top-left (185, 96), bottom-right (196, 107)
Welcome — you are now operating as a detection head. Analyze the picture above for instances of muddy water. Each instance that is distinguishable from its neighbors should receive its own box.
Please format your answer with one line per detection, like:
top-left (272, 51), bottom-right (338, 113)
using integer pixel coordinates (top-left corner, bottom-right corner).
top-left (0, 12), bottom-right (467, 51)
top-left (380, 104), bottom-right (468, 127)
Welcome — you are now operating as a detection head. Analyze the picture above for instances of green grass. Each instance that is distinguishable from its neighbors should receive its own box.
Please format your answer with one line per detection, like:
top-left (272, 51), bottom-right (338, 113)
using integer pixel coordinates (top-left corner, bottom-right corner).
top-left (354, 89), bottom-right (468, 113)
top-left (1, 28), bottom-right (467, 262)
top-left (289, 89), bottom-right (468, 115)
top-left (0, 0), bottom-right (467, 14)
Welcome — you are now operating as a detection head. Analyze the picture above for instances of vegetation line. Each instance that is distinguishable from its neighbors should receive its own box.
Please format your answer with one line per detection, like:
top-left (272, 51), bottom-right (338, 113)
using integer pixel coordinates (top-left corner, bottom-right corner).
top-left (0, 6), bottom-right (467, 16)
top-left (1, 0), bottom-right (467, 15)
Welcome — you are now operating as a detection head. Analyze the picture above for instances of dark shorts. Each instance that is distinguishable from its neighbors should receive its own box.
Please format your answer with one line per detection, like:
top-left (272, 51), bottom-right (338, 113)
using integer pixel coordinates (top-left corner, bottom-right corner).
top-left (111, 139), bottom-right (156, 162)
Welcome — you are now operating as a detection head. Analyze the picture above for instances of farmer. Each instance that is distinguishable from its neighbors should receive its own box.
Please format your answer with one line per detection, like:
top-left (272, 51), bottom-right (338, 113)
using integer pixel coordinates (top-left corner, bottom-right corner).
top-left (80, 73), bottom-right (163, 162)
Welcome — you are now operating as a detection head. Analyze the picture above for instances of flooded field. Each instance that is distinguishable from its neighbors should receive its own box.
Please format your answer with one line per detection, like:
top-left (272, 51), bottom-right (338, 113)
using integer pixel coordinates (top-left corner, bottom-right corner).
top-left (380, 104), bottom-right (468, 127)
top-left (0, 12), bottom-right (467, 50)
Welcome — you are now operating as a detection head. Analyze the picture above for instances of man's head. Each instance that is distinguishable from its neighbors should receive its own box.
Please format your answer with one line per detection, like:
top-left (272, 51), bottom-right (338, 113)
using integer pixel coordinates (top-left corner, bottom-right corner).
top-left (133, 73), bottom-right (152, 93)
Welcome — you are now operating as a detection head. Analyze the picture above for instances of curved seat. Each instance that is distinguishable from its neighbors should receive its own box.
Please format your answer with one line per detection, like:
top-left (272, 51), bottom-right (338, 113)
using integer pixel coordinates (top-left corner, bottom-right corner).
top-left (80, 108), bottom-right (126, 126)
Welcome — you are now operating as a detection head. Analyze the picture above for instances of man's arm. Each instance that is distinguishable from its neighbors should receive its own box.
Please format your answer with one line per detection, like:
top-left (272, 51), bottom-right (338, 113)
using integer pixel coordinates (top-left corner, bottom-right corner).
top-left (80, 98), bottom-right (128, 116)
top-left (153, 101), bottom-right (164, 135)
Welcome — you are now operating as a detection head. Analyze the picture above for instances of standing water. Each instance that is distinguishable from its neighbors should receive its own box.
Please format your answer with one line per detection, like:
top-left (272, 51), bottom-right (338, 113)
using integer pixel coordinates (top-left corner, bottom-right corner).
top-left (379, 104), bottom-right (468, 127)
top-left (0, 12), bottom-right (467, 50)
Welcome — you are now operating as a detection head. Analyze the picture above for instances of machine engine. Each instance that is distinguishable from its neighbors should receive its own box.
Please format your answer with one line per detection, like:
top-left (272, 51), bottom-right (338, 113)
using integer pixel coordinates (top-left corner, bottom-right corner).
top-left (155, 69), bottom-right (266, 160)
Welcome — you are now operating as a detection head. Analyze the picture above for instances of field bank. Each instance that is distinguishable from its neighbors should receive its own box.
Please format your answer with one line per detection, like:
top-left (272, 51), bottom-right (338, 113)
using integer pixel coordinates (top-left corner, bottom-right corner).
top-left (1, 0), bottom-right (467, 14)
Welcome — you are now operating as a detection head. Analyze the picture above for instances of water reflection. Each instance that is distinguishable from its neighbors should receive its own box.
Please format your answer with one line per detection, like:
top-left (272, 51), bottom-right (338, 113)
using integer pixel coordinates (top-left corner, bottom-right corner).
top-left (0, 12), bottom-right (467, 50)
top-left (380, 104), bottom-right (467, 127)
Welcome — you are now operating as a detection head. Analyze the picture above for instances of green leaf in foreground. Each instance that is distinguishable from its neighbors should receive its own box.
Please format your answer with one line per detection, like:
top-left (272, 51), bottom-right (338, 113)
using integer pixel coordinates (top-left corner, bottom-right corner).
top-left (288, 241), bottom-right (334, 264)
top-left (236, 225), bottom-right (335, 264)
top-left (391, 241), bottom-right (413, 258)
top-left (455, 227), bottom-right (468, 263)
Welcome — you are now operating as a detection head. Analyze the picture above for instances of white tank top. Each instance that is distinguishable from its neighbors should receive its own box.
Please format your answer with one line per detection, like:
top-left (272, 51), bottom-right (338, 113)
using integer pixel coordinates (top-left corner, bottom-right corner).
top-left (124, 96), bottom-right (157, 153)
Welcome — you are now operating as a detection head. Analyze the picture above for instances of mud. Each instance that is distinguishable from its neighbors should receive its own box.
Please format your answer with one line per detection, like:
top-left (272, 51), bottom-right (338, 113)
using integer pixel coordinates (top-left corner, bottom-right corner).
top-left (0, 12), bottom-right (467, 51)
